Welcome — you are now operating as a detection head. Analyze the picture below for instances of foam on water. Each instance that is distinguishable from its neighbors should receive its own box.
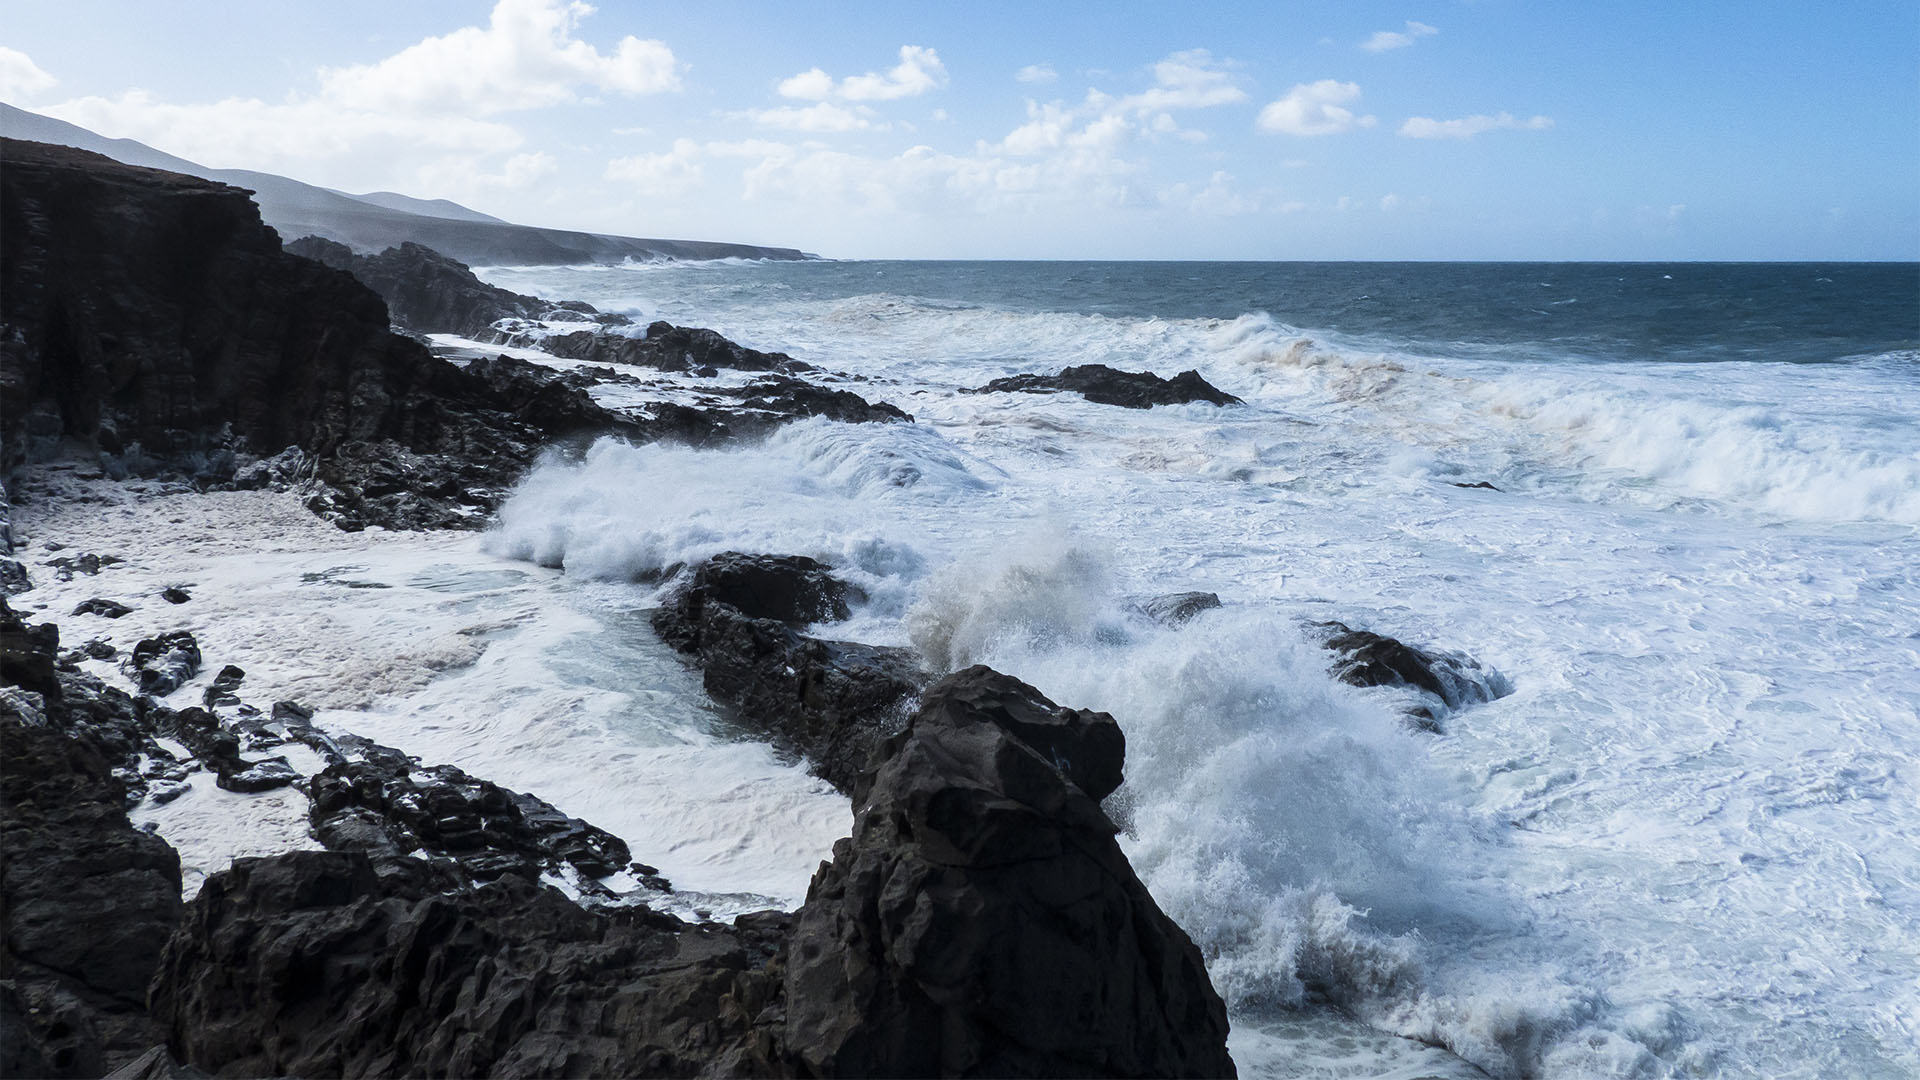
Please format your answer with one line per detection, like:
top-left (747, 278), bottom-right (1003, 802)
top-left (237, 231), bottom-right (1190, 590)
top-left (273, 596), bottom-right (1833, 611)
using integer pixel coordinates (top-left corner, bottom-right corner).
top-left (10, 475), bottom-right (848, 911)
top-left (472, 259), bottom-right (1919, 1077)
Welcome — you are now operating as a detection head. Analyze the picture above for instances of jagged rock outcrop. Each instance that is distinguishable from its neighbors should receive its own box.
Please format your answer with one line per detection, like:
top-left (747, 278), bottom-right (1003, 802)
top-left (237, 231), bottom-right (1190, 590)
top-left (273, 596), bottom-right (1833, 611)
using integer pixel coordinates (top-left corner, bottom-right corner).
top-left (145, 666), bottom-right (1235, 1079)
top-left (1313, 620), bottom-right (1512, 731)
top-left (306, 753), bottom-right (650, 889)
top-left (653, 554), bottom-right (925, 794)
top-left (285, 236), bottom-right (629, 338)
top-left (976, 364), bottom-right (1242, 409)
top-left (783, 666), bottom-right (1233, 1077)
top-left (0, 603), bottom-right (184, 1078)
top-left (148, 851), bottom-right (788, 1079)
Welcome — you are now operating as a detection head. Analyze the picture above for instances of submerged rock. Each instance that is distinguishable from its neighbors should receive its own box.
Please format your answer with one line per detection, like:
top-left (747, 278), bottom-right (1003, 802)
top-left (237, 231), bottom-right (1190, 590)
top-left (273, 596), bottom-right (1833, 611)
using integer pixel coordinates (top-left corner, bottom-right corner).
top-left (976, 364), bottom-right (1243, 409)
top-left (124, 631), bottom-right (201, 697)
top-left (159, 587), bottom-right (190, 604)
top-left (1314, 620), bottom-right (1512, 731)
top-left (1134, 590), bottom-right (1223, 626)
top-left (783, 666), bottom-right (1235, 1077)
top-left (72, 598), bottom-right (132, 619)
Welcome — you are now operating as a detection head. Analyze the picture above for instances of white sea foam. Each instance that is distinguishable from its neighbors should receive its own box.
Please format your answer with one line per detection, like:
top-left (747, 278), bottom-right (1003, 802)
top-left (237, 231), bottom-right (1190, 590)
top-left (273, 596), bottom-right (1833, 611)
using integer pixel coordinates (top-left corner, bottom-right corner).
top-left (468, 260), bottom-right (1919, 1077)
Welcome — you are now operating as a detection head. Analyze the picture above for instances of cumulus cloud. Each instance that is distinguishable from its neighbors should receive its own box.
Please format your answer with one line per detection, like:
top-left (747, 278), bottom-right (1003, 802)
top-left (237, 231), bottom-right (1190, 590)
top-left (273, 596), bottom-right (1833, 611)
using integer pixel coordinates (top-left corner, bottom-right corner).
top-left (736, 102), bottom-right (881, 133)
top-left (1398, 112), bottom-right (1553, 139)
top-left (605, 137), bottom-right (705, 195)
top-left (30, 0), bottom-right (682, 196)
top-left (1257, 80), bottom-right (1376, 136)
top-left (1116, 48), bottom-right (1248, 113)
top-left (318, 0), bottom-right (679, 115)
top-left (1015, 63), bottom-right (1058, 84)
top-left (43, 90), bottom-right (522, 165)
top-left (0, 46), bottom-right (56, 100)
top-left (1361, 21), bottom-right (1438, 52)
top-left (777, 46), bottom-right (947, 102)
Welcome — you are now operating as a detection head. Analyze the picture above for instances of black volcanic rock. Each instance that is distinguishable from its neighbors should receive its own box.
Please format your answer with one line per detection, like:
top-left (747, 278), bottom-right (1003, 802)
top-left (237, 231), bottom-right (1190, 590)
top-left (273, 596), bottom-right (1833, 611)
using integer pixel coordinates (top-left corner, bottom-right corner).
top-left (72, 597), bottom-right (133, 619)
top-left (1314, 620), bottom-right (1511, 731)
top-left (977, 364), bottom-right (1243, 408)
top-left (125, 631), bottom-right (201, 697)
top-left (305, 754), bottom-right (639, 886)
top-left (653, 554), bottom-right (925, 794)
top-left (148, 851), bottom-right (787, 1079)
top-left (1, 607), bottom-right (183, 1077)
top-left (541, 321), bottom-right (810, 375)
top-left (1135, 590), bottom-right (1223, 625)
top-left (285, 236), bottom-right (629, 338)
top-left (782, 666), bottom-right (1235, 1077)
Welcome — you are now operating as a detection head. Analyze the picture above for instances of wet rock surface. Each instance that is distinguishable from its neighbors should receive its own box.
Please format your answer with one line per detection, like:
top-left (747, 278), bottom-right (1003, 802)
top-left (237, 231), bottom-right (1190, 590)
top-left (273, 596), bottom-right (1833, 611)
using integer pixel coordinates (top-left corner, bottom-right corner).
top-left (541, 321), bottom-right (810, 375)
top-left (72, 597), bottom-right (132, 619)
top-left (976, 363), bottom-right (1243, 408)
top-left (782, 666), bottom-right (1234, 1077)
top-left (653, 553), bottom-right (926, 795)
top-left (1314, 620), bottom-right (1512, 731)
top-left (1, 604), bottom-right (183, 1078)
top-left (125, 631), bottom-right (201, 697)
top-left (1134, 590), bottom-right (1223, 626)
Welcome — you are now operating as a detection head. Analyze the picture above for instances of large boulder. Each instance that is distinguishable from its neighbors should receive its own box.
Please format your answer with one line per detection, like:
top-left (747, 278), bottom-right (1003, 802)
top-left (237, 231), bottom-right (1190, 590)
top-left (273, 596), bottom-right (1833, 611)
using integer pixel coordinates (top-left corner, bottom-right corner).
top-left (541, 321), bottom-right (807, 375)
top-left (976, 364), bottom-right (1242, 409)
top-left (783, 666), bottom-right (1235, 1077)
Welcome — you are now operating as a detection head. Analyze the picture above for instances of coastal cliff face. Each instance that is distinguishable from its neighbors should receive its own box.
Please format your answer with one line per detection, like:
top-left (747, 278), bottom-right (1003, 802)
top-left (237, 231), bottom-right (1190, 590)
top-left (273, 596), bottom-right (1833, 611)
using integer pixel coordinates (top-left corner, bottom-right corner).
top-left (0, 139), bottom-right (443, 468)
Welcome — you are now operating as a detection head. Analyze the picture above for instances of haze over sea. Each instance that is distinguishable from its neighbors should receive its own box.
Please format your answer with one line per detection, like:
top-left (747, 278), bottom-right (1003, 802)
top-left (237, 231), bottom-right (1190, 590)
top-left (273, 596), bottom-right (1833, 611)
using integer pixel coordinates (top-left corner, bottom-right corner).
top-left (461, 256), bottom-right (1920, 1077)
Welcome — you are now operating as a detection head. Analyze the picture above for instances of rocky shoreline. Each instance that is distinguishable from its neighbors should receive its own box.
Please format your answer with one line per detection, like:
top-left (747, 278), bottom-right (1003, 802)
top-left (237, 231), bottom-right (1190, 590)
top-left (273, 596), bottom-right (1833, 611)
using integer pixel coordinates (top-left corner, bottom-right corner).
top-left (1, 137), bottom-right (1511, 1077)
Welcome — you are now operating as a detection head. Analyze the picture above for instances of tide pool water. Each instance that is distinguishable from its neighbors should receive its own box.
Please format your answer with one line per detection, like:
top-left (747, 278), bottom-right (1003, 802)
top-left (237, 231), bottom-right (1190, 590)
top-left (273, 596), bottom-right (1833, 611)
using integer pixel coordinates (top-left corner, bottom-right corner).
top-left (476, 260), bottom-right (1919, 1078)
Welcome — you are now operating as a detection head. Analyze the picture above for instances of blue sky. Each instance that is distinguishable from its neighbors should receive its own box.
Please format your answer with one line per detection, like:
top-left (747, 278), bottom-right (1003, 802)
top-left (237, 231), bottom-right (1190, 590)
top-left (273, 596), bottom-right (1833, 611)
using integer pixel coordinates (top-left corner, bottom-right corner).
top-left (3, 0), bottom-right (1916, 259)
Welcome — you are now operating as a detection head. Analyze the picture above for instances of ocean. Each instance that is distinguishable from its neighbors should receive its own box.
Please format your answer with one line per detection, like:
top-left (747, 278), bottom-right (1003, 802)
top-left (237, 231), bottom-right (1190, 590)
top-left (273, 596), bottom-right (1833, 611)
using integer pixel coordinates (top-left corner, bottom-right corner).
top-left (472, 259), bottom-right (1920, 1077)
top-left (67, 259), bottom-right (1909, 1078)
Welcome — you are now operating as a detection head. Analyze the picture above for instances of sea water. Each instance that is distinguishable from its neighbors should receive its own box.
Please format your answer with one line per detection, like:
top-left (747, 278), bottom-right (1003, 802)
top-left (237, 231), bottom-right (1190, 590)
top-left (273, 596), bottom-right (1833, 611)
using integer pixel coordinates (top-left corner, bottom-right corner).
top-left (469, 260), bottom-right (1919, 1078)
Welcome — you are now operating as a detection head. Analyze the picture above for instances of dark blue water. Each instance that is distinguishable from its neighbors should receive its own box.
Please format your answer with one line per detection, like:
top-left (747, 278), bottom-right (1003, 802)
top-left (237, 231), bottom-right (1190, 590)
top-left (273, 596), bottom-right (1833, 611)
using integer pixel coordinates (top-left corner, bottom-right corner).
top-left (708, 261), bottom-right (1920, 366)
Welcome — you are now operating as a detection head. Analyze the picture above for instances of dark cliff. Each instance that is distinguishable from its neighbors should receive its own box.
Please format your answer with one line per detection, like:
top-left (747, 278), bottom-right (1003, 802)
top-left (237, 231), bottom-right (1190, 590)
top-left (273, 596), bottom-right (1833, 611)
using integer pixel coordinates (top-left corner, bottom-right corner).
top-left (0, 138), bottom-right (459, 467)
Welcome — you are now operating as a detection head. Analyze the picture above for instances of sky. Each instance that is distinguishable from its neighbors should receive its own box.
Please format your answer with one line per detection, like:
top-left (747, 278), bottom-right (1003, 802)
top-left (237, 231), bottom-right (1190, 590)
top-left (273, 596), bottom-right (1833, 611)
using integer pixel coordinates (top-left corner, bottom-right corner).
top-left (3, 0), bottom-right (1916, 260)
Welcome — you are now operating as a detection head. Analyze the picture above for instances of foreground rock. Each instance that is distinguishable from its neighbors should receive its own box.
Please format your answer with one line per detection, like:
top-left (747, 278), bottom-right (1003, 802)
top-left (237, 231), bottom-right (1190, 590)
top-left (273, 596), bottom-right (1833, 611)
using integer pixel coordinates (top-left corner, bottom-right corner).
top-left (147, 666), bottom-right (1234, 1078)
top-left (784, 665), bottom-right (1232, 1076)
top-left (976, 364), bottom-right (1242, 408)
top-left (653, 553), bottom-right (926, 794)
top-left (286, 236), bottom-right (629, 338)
top-left (1, 605), bottom-right (183, 1077)
top-left (1314, 620), bottom-right (1512, 731)
top-left (149, 851), bottom-right (787, 1079)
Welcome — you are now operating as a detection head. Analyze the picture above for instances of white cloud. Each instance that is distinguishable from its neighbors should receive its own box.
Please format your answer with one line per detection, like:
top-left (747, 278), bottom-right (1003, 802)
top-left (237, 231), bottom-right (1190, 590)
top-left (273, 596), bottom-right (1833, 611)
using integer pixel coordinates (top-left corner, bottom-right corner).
top-left (1361, 21), bottom-right (1438, 53)
top-left (777, 46), bottom-right (947, 102)
top-left (1015, 64), bottom-right (1058, 84)
top-left (1257, 80), bottom-right (1376, 136)
top-left (736, 102), bottom-right (881, 133)
top-left (318, 0), bottom-right (680, 115)
top-left (1398, 112), bottom-right (1553, 139)
top-left (605, 137), bottom-right (704, 195)
top-left (1117, 49), bottom-right (1247, 112)
top-left (43, 90), bottom-right (522, 165)
top-left (0, 46), bottom-right (57, 100)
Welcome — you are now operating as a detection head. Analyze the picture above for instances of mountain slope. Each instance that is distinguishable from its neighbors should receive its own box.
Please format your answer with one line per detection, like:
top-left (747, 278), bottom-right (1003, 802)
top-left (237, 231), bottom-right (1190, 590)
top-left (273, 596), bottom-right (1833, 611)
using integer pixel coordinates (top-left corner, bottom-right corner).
top-left (0, 104), bottom-right (808, 264)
